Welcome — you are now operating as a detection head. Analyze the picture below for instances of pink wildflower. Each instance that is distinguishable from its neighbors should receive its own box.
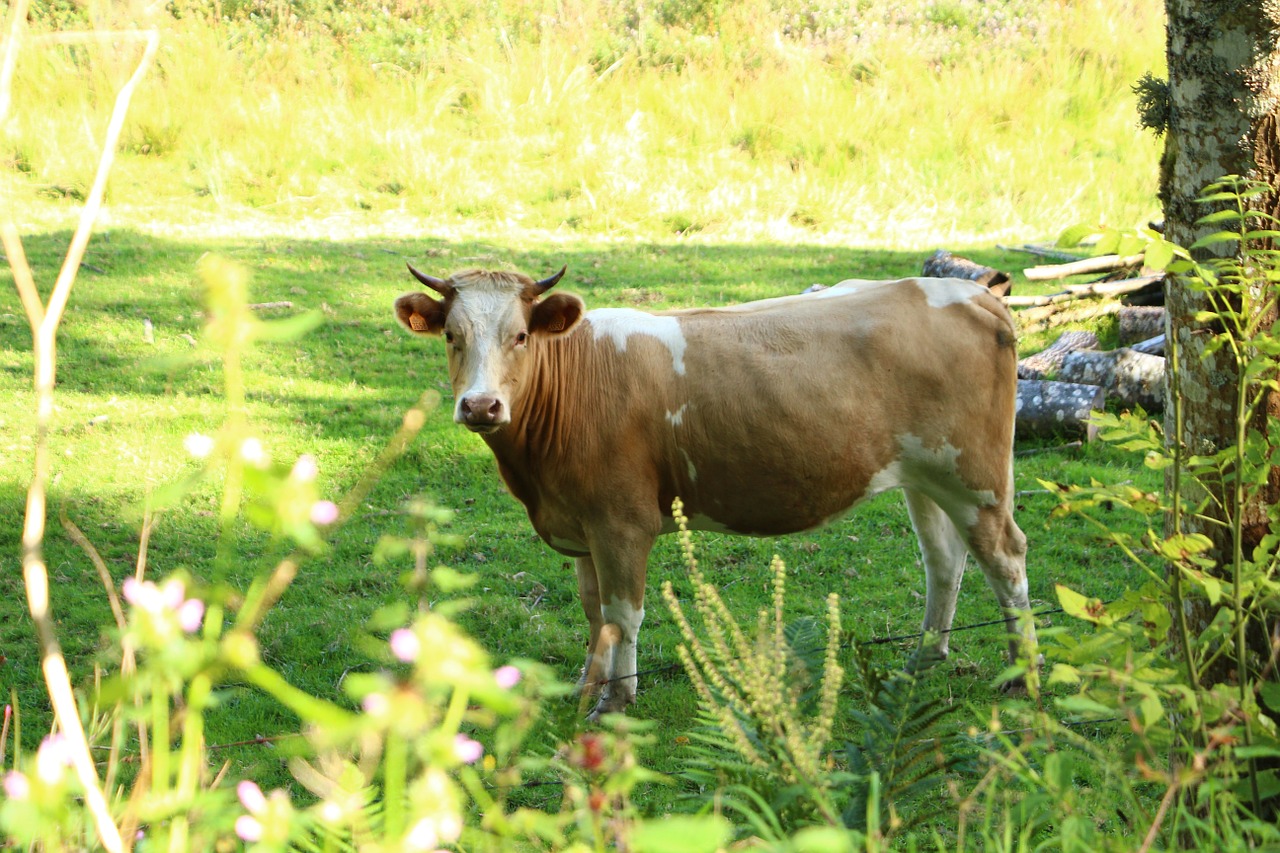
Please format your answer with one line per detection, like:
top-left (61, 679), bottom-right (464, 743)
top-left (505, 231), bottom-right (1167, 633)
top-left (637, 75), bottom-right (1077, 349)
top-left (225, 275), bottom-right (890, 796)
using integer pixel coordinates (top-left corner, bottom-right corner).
top-left (235, 814), bottom-right (264, 842)
top-left (310, 500), bottom-right (340, 525)
top-left (390, 628), bottom-right (420, 663)
top-left (453, 734), bottom-right (483, 764)
top-left (2, 771), bottom-right (29, 801)
top-left (237, 780), bottom-right (268, 814)
top-left (494, 665), bottom-right (521, 689)
top-left (177, 598), bottom-right (205, 633)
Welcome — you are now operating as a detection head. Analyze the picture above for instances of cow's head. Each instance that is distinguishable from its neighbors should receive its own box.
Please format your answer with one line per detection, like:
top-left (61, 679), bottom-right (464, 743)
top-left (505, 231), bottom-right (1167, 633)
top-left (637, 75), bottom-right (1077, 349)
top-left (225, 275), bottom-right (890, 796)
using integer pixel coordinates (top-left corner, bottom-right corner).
top-left (395, 266), bottom-right (584, 432)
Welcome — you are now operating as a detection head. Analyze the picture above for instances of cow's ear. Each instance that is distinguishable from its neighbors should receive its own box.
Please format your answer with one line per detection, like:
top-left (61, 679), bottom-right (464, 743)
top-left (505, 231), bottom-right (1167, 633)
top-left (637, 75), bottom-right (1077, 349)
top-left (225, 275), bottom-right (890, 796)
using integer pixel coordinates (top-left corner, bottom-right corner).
top-left (530, 292), bottom-right (584, 336)
top-left (395, 292), bottom-right (447, 335)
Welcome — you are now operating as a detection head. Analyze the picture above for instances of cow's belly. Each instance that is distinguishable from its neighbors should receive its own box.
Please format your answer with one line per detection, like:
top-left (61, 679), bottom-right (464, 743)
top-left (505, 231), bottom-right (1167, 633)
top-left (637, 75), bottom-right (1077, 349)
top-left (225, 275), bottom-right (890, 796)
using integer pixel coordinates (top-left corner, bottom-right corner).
top-left (662, 468), bottom-right (897, 538)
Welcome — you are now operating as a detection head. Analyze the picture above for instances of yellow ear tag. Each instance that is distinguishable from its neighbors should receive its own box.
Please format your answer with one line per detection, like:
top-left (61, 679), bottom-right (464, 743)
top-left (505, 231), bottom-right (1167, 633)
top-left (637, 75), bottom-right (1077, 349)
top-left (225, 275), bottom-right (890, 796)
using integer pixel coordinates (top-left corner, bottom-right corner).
top-left (409, 313), bottom-right (427, 332)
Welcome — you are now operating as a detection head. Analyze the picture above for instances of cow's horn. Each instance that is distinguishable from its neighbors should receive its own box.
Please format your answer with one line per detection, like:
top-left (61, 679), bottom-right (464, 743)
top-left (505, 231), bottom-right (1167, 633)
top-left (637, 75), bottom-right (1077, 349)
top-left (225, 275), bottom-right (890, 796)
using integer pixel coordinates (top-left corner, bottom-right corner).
top-left (407, 263), bottom-right (453, 295)
top-left (533, 266), bottom-right (567, 295)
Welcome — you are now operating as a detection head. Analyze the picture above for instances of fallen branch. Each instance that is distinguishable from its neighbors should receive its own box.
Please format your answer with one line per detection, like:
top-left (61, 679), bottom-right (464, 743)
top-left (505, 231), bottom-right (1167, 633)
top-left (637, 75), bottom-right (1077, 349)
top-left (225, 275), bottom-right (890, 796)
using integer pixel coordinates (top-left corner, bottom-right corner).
top-left (1015, 440), bottom-right (1084, 456)
top-left (1024, 253), bottom-right (1145, 281)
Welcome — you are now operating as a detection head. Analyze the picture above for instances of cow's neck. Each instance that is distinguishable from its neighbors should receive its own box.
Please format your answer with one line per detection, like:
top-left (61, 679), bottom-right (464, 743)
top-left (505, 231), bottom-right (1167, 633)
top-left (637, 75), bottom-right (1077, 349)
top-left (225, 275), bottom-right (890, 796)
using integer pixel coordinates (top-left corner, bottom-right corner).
top-left (479, 333), bottom-right (579, 507)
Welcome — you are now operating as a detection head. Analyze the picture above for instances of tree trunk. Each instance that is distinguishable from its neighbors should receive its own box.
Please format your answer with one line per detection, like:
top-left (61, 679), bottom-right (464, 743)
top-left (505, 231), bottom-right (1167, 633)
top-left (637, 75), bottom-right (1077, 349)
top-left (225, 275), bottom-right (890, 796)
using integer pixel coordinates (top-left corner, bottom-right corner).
top-left (1160, 0), bottom-right (1280, 707)
top-left (1058, 348), bottom-right (1166, 412)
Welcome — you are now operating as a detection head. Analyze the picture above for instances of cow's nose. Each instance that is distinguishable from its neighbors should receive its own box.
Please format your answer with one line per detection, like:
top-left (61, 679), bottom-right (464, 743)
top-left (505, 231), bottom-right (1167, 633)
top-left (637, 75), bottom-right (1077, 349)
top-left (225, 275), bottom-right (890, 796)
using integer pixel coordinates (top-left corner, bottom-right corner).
top-left (459, 394), bottom-right (504, 427)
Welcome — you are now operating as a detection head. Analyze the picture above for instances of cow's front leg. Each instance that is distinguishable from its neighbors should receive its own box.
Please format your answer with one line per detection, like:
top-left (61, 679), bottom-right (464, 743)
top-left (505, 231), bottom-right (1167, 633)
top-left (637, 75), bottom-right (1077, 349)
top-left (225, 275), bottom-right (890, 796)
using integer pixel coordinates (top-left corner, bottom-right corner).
top-left (585, 528), bottom-right (654, 720)
top-left (575, 555), bottom-right (607, 695)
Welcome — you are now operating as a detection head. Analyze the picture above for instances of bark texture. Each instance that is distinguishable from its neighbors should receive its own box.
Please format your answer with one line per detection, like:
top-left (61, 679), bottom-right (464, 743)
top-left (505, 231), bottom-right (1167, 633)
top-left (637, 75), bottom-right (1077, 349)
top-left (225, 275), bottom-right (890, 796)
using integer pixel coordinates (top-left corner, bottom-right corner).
top-left (1161, 0), bottom-right (1280, 671)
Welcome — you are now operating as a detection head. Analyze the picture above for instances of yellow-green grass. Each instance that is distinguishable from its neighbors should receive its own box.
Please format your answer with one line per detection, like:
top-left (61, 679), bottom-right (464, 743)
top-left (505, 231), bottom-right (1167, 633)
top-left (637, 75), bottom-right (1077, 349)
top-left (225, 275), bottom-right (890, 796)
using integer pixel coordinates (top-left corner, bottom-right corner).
top-left (1, 0), bottom-right (1164, 826)
top-left (5, 0), bottom-right (1162, 246)
top-left (0, 229), bottom-right (1156, 814)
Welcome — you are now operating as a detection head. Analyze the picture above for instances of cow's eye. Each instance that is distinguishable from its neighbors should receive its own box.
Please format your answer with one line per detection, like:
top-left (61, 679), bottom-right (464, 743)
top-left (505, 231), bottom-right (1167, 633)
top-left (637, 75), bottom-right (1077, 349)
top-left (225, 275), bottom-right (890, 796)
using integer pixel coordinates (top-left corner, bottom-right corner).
top-left (444, 331), bottom-right (455, 345)
top-left (515, 331), bottom-right (528, 346)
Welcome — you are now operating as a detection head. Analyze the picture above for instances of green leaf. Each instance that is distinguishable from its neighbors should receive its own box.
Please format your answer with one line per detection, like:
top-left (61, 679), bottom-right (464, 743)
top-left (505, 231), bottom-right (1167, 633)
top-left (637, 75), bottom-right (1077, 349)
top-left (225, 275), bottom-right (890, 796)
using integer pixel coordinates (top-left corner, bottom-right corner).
top-left (1195, 208), bottom-right (1243, 226)
top-left (1189, 230), bottom-right (1242, 250)
top-left (254, 308), bottom-right (325, 342)
top-left (629, 816), bottom-right (732, 853)
top-left (1259, 680), bottom-right (1280, 709)
top-left (1056, 224), bottom-right (1097, 248)
top-left (1048, 663), bottom-right (1080, 685)
top-left (1144, 239), bottom-right (1175, 270)
top-left (790, 827), bottom-right (858, 853)
top-left (1056, 584), bottom-right (1104, 624)
top-left (1055, 695), bottom-right (1116, 717)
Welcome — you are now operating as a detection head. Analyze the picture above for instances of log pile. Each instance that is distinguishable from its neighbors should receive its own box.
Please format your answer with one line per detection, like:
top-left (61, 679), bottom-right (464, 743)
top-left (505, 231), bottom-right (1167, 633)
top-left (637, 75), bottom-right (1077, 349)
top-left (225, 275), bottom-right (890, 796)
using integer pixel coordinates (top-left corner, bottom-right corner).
top-left (919, 250), bottom-right (1171, 440)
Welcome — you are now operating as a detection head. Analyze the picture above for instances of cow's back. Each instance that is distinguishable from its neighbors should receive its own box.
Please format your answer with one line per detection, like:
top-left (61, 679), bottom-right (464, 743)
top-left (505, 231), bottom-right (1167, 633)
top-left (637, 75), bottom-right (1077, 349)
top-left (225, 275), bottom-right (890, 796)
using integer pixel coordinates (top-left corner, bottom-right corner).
top-left (603, 278), bottom-right (1018, 536)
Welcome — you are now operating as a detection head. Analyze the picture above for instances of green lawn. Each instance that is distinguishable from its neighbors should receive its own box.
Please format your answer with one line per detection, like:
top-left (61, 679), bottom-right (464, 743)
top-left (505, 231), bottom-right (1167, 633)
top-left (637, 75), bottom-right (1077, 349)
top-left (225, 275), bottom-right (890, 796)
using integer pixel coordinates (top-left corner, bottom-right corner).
top-left (0, 226), bottom-right (1155, 806)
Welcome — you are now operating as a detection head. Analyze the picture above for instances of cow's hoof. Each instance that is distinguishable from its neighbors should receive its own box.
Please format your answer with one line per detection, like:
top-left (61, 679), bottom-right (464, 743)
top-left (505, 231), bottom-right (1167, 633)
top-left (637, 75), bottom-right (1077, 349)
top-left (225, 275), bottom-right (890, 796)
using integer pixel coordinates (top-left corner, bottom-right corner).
top-left (906, 645), bottom-right (949, 675)
top-left (999, 676), bottom-right (1028, 697)
top-left (585, 692), bottom-right (635, 722)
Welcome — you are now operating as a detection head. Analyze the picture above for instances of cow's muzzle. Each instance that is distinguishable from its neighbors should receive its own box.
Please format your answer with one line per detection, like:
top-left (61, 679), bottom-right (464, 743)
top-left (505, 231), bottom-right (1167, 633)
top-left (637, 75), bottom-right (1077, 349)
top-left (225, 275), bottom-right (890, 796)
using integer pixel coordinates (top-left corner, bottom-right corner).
top-left (458, 394), bottom-right (506, 431)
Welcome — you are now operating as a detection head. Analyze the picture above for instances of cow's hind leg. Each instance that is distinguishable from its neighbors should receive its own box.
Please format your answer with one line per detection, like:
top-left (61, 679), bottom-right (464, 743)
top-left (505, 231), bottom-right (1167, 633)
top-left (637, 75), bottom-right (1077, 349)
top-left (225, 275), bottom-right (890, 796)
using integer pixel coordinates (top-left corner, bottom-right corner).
top-left (964, 501), bottom-right (1036, 672)
top-left (904, 487), bottom-right (970, 665)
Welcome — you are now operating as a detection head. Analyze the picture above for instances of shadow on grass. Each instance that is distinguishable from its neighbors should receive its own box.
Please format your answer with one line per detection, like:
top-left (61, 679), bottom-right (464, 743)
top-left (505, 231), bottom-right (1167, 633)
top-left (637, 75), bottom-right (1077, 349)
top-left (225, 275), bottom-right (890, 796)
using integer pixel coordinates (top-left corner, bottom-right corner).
top-left (0, 228), bottom-right (1145, 791)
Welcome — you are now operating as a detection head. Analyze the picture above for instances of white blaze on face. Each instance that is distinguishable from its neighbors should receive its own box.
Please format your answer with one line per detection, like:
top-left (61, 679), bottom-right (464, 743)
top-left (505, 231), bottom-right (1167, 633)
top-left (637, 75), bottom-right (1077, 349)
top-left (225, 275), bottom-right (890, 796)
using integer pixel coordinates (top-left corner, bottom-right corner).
top-left (449, 282), bottom-right (526, 422)
top-left (587, 308), bottom-right (687, 375)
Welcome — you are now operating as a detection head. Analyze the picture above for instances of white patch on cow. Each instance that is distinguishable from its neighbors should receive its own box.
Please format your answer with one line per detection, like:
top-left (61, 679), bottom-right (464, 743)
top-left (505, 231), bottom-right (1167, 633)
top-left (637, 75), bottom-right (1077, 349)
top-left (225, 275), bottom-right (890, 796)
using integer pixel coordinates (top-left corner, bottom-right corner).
top-left (587, 309), bottom-right (687, 375)
top-left (862, 434), bottom-right (997, 532)
top-left (601, 596), bottom-right (645, 700)
top-left (914, 278), bottom-right (981, 309)
top-left (679, 448), bottom-right (697, 483)
top-left (666, 404), bottom-right (687, 427)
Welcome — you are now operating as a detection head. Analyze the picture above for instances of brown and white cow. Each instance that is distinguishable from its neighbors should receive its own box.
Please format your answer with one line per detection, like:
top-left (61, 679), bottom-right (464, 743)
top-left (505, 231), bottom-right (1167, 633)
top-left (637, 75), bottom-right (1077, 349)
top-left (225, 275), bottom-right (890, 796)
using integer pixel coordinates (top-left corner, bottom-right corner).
top-left (395, 266), bottom-right (1035, 717)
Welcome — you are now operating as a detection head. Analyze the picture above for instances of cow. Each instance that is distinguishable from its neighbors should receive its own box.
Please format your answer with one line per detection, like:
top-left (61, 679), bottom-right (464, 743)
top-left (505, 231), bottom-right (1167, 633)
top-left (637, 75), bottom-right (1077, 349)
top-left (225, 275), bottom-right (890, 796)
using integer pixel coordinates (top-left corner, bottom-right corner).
top-left (394, 266), bottom-right (1036, 718)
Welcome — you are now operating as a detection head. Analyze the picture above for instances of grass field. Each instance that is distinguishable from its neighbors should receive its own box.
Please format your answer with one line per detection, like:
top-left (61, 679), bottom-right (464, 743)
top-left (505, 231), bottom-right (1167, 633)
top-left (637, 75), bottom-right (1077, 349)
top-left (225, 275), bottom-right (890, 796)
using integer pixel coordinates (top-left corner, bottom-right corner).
top-left (1, 0), bottom-right (1165, 833)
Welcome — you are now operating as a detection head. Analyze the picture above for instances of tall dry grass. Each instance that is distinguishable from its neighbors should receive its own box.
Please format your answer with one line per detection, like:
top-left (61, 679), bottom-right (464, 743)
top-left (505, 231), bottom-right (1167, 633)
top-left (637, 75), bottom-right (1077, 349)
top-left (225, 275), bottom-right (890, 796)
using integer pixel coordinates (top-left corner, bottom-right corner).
top-left (3, 0), bottom-right (1164, 244)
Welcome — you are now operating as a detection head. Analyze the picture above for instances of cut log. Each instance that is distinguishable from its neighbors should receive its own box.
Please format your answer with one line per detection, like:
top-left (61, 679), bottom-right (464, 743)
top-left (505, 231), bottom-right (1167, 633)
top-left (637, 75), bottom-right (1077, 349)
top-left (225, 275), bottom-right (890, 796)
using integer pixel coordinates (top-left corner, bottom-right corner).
top-left (1130, 334), bottom-right (1165, 356)
top-left (997, 243), bottom-right (1084, 262)
top-left (1058, 348), bottom-right (1165, 411)
top-left (1017, 330), bottom-right (1099, 379)
top-left (922, 249), bottom-right (1012, 297)
top-left (1023, 253), bottom-right (1146, 281)
top-left (1118, 305), bottom-right (1165, 344)
top-left (1015, 300), bottom-right (1123, 333)
top-left (1003, 275), bottom-right (1164, 308)
top-left (1016, 380), bottom-right (1107, 441)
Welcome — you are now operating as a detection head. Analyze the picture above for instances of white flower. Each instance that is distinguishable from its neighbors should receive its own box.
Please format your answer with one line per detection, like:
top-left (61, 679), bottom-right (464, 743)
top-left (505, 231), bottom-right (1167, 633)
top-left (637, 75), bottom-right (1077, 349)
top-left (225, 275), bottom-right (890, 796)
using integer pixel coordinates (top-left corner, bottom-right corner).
top-left (239, 437), bottom-right (269, 467)
top-left (290, 454), bottom-right (319, 482)
top-left (35, 734), bottom-right (73, 786)
top-left (183, 432), bottom-right (215, 459)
